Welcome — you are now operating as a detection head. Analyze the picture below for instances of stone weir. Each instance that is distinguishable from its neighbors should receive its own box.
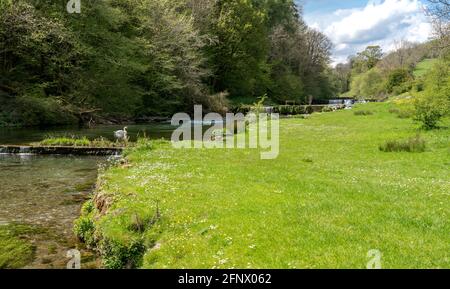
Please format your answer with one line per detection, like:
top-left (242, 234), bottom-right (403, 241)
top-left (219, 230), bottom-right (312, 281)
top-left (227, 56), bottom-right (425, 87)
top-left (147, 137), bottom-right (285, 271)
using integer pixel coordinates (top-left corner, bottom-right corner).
top-left (0, 145), bottom-right (123, 156)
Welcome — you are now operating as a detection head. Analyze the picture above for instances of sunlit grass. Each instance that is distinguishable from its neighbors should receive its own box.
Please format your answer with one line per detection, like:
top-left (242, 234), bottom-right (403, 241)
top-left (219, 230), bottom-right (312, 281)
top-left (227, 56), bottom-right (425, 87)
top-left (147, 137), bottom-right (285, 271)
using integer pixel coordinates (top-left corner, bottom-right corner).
top-left (38, 136), bottom-right (129, 148)
top-left (81, 103), bottom-right (449, 269)
top-left (413, 59), bottom-right (438, 78)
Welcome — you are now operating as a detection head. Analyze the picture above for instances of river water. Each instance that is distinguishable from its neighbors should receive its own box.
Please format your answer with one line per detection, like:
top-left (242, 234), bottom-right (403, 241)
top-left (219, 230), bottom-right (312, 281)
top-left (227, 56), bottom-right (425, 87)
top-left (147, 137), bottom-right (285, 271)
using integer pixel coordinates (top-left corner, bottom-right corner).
top-left (0, 123), bottom-right (177, 268)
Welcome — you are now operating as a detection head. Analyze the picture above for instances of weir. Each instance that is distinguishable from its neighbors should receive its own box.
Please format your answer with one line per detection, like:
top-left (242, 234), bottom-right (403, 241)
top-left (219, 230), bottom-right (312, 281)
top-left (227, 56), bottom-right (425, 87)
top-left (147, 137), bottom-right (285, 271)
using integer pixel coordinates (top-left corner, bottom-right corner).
top-left (0, 145), bottom-right (123, 156)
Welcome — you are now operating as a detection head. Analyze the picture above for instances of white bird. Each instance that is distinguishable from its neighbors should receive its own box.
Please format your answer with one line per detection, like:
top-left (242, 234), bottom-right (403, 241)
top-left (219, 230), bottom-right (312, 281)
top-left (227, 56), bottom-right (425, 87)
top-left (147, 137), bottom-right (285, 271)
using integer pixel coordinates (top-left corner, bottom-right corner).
top-left (114, 127), bottom-right (128, 142)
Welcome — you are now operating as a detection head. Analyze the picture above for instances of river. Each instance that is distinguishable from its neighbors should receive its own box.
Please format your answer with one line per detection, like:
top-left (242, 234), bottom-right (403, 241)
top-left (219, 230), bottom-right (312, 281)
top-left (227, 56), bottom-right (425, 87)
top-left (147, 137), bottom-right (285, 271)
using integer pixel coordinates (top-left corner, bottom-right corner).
top-left (0, 123), bottom-right (177, 268)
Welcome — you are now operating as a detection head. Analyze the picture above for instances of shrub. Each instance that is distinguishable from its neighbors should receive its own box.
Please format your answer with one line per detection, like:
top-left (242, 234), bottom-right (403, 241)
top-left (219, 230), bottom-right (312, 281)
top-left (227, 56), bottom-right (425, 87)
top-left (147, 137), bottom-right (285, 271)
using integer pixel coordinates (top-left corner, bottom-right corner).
top-left (386, 68), bottom-right (412, 94)
top-left (349, 68), bottom-right (386, 99)
top-left (204, 92), bottom-right (230, 115)
top-left (73, 217), bottom-right (96, 247)
top-left (100, 238), bottom-right (146, 269)
top-left (414, 60), bottom-right (450, 130)
top-left (81, 200), bottom-right (95, 215)
top-left (354, 110), bottom-right (374, 116)
top-left (379, 135), bottom-right (426, 153)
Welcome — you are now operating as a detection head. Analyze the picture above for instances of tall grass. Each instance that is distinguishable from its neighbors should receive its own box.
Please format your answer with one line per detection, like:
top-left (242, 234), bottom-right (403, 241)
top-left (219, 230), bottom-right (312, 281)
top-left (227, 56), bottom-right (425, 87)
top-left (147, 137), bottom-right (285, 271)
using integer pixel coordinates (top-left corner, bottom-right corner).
top-left (379, 135), bottom-right (426, 153)
top-left (39, 136), bottom-right (127, 147)
top-left (354, 110), bottom-right (374, 116)
top-left (40, 136), bottom-right (90, 147)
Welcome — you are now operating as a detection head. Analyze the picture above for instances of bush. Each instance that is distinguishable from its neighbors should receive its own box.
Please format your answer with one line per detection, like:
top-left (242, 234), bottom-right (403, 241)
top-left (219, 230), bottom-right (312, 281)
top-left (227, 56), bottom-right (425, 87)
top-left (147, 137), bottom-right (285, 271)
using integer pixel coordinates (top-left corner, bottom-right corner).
top-left (274, 105), bottom-right (309, 115)
top-left (414, 60), bottom-right (450, 130)
top-left (100, 238), bottom-right (146, 269)
top-left (349, 68), bottom-right (386, 99)
top-left (354, 110), bottom-right (374, 116)
top-left (73, 217), bottom-right (96, 247)
top-left (386, 68), bottom-right (412, 94)
top-left (379, 135), bottom-right (426, 153)
top-left (204, 92), bottom-right (230, 115)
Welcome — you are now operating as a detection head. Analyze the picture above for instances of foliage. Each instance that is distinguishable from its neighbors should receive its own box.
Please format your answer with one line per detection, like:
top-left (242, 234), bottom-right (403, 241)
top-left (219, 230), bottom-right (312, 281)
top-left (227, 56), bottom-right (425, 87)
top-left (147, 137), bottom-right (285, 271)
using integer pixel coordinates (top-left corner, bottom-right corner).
top-left (343, 42), bottom-right (438, 99)
top-left (350, 46), bottom-right (384, 73)
top-left (349, 68), bottom-right (386, 99)
top-left (386, 69), bottom-right (413, 94)
top-left (100, 237), bottom-right (146, 269)
top-left (73, 216), bottom-right (96, 247)
top-left (414, 59), bottom-right (450, 129)
top-left (0, 0), bottom-right (336, 126)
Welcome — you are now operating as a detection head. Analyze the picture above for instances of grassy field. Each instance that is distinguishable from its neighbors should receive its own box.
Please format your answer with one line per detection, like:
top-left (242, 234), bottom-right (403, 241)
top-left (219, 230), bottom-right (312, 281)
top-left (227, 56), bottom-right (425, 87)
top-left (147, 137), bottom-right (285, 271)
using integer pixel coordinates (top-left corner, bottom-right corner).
top-left (78, 103), bottom-right (449, 269)
top-left (413, 59), bottom-right (439, 78)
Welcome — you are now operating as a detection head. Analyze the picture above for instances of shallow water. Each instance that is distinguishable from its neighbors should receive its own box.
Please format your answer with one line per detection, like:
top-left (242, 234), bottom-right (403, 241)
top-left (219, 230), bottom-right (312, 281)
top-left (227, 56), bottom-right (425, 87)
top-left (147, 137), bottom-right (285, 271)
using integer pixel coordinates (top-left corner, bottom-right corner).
top-left (0, 123), bottom-right (205, 268)
top-left (0, 154), bottom-right (102, 268)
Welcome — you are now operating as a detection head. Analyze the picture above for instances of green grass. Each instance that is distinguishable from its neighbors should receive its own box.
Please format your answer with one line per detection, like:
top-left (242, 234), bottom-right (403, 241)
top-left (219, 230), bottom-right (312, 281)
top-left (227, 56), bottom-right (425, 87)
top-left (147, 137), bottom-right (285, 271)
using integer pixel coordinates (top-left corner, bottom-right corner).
top-left (38, 136), bottom-right (126, 148)
top-left (414, 59), bottom-right (438, 78)
top-left (39, 136), bottom-right (91, 147)
top-left (354, 110), bottom-right (374, 116)
top-left (79, 103), bottom-right (450, 269)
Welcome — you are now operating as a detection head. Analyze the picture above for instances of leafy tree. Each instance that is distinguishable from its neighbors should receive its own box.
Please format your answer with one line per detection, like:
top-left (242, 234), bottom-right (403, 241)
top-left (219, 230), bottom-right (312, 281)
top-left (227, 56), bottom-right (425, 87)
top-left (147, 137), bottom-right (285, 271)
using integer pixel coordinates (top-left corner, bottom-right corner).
top-left (349, 68), bottom-right (385, 99)
top-left (386, 68), bottom-right (412, 94)
top-left (0, 0), bottom-right (337, 125)
top-left (414, 60), bottom-right (450, 129)
top-left (351, 46), bottom-right (384, 74)
top-left (207, 0), bottom-right (269, 98)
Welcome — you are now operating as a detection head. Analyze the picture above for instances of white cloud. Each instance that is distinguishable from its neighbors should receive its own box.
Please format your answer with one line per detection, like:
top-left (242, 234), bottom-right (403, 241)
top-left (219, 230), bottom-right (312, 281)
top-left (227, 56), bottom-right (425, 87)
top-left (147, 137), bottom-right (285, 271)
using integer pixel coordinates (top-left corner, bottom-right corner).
top-left (306, 0), bottom-right (433, 64)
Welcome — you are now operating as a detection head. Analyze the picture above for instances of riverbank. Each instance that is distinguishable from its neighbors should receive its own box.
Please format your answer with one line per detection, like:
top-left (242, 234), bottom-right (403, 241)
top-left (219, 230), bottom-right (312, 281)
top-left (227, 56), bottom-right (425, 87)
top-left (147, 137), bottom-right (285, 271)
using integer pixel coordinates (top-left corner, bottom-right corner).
top-left (76, 103), bottom-right (449, 269)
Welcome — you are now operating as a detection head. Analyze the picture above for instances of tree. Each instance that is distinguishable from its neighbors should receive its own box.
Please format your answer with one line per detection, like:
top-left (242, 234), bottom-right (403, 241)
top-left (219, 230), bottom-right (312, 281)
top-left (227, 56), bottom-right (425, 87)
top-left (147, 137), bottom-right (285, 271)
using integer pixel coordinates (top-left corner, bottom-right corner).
top-left (351, 46), bottom-right (384, 73)
top-left (333, 63), bottom-right (352, 94)
top-left (207, 0), bottom-right (269, 98)
top-left (386, 68), bottom-right (412, 94)
top-left (425, 0), bottom-right (450, 52)
top-left (349, 68), bottom-right (385, 99)
top-left (414, 60), bottom-right (450, 129)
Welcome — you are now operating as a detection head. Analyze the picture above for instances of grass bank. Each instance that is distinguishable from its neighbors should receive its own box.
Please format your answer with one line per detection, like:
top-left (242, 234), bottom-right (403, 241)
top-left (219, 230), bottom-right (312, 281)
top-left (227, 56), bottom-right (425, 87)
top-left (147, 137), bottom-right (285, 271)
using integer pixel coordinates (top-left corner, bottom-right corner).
top-left (76, 103), bottom-right (449, 269)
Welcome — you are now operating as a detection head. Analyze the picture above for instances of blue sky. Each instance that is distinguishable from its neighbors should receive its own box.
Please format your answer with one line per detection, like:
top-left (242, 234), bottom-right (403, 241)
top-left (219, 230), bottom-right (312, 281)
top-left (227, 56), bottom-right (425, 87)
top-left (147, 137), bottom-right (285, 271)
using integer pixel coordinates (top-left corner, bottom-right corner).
top-left (299, 0), bottom-right (433, 64)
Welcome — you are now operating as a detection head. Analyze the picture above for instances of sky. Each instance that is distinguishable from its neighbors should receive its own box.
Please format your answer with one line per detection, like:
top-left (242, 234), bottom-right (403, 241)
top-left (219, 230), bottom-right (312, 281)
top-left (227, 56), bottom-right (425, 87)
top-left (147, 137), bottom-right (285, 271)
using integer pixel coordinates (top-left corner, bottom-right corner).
top-left (300, 0), bottom-right (433, 65)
